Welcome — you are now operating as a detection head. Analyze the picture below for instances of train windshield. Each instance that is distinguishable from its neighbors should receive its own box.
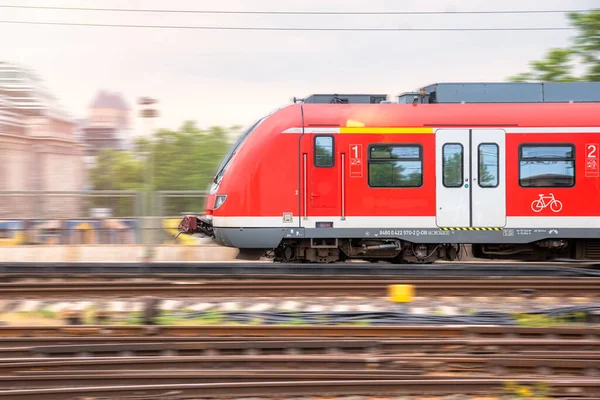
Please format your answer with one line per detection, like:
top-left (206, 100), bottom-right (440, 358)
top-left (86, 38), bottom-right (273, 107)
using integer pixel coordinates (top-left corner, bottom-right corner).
top-left (212, 117), bottom-right (265, 185)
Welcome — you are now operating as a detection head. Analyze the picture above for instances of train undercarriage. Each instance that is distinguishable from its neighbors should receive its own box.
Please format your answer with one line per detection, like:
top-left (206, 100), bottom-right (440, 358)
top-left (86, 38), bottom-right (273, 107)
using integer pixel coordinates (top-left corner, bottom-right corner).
top-left (260, 238), bottom-right (600, 263)
top-left (177, 216), bottom-right (600, 263)
top-left (266, 239), bottom-right (458, 263)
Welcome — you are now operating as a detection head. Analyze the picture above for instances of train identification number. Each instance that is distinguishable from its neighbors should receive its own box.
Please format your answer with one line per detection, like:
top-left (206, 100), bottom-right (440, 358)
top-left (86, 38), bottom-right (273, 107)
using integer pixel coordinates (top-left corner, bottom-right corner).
top-left (378, 229), bottom-right (449, 237)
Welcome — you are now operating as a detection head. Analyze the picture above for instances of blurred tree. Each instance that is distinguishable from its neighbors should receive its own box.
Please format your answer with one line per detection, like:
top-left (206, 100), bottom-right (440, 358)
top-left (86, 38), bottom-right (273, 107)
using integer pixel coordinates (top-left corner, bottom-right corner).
top-left (88, 150), bottom-right (144, 216)
top-left (88, 122), bottom-right (239, 216)
top-left (152, 122), bottom-right (232, 215)
top-left (509, 10), bottom-right (600, 81)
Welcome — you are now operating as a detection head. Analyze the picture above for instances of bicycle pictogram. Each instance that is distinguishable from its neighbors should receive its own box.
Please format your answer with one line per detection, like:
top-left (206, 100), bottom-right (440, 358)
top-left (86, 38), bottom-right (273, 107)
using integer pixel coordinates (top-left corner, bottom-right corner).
top-left (531, 193), bottom-right (563, 213)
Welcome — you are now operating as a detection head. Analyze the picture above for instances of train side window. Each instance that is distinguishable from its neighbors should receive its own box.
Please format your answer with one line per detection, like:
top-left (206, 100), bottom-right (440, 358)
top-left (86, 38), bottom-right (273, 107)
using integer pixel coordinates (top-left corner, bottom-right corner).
top-left (519, 144), bottom-right (575, 187)
top-left (442, 143), bottom-right (463, 188)
top-left (368, 144), bottom-right (422, 187)
top-left (314, 135), bottom-right (334, 167)
top-left (478, 143), bottom-right (499, 188)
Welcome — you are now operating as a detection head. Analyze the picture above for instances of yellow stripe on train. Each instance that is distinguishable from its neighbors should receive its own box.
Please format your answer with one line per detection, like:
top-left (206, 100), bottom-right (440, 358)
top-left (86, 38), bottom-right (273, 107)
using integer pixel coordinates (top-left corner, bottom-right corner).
top-left (440, 227), bottom-right (503, 231)
top-left (339, 127), bottom-right (435, 134)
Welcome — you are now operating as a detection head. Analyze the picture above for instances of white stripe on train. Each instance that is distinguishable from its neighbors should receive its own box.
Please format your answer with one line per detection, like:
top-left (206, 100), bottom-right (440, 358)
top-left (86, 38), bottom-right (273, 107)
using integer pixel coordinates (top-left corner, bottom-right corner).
top-left (212, 216), bottom-right (600, 229)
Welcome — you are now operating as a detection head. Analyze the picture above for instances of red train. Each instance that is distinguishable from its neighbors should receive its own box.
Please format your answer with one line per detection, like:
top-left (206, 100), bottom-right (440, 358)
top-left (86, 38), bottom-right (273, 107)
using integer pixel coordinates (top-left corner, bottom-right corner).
top-left (179, 82), bottom-right (600, 263)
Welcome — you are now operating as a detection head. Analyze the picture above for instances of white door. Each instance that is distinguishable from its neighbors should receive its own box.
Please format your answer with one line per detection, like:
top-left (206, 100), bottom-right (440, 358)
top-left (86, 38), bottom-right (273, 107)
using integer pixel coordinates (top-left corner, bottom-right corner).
top-left (436, 129), bottom-right (471, 227)
top-left (435, 129), bottom-right (506, 228)
top-left (471, 129), bottom-right (506, 227)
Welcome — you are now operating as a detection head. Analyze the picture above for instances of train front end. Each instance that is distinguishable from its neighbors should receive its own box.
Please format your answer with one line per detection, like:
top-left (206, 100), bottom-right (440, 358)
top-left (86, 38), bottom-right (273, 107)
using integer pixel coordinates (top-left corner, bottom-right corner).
top-left (176, 114), bottom-right (274, 248)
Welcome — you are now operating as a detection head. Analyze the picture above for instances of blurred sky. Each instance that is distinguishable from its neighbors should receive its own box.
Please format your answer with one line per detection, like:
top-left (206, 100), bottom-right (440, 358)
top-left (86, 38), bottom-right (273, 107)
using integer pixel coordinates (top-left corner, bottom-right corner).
top-left (1, 0), bottom-right (597, 133)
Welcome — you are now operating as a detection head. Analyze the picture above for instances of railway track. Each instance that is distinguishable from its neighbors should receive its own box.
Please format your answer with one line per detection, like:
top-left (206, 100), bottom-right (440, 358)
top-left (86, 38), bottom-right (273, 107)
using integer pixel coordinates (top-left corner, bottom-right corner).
top-left (0, 325), bottom-right (596, 398)
top-left (0, 378), bottom-right (597, 399)
top-left (0, 324), bottom-right (599, 338)
top-left (0, 353), bottom-right (597, 376)
top-left (1, 261), bottom-right (599, 279)
top-left (0, 370), bottom-right (426, 388)
top-left (0, 278), bottom-right (599, 298)
top-left (3, 339), bottom-right (598, 357)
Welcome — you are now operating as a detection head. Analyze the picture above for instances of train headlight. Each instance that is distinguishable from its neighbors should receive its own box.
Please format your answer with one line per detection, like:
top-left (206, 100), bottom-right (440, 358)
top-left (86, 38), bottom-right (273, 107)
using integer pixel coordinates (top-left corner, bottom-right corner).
top-left (214, 195), bottom-right (227, 210)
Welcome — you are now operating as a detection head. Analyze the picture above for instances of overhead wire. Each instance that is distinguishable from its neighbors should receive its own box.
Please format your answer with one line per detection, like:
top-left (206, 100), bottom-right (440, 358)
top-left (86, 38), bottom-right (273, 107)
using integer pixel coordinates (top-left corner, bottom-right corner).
top-left (0, 4), bottom-right (586, 31)
top-left (0, 4), bottom-right (594, 15)
top-left (0, 20), bottom-right (576, 31)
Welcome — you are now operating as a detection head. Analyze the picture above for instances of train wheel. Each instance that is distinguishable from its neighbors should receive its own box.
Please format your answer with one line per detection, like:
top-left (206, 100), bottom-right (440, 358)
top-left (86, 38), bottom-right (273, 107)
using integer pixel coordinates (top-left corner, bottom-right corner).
top-left (273, 242), bottom-right (297, 262)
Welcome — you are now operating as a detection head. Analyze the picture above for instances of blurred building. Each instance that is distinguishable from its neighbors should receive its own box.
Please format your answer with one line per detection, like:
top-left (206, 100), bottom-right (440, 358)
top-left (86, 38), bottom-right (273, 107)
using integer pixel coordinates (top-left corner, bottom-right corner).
top-left (80, 91), bottom-right (132, 168)
top-left (0, 61), bottom-right (84, 218)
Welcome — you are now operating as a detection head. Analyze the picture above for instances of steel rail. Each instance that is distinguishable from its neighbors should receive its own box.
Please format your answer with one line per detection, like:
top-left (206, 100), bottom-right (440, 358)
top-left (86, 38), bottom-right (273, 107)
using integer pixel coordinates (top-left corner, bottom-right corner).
top-left (0, 370), bottom-right (426, 389)
top-left (0, 325), bottom-right (599, 338)
top-left (0, 378), bottom-right (598, 399)
top-left (0, 278), bottom-right (598, 298)
top-left (0, 371), bottom-right (596, 390)
top-left (1, 336), bottom-right (599, 354)
top-left (0, 354), bottom-right (596, 376)
top-left (0, 338), bottom-right (596, 358)
top-left (0, 261), bottom-right (599, 278)
top-left (0, 355), bottom-right (410, 374)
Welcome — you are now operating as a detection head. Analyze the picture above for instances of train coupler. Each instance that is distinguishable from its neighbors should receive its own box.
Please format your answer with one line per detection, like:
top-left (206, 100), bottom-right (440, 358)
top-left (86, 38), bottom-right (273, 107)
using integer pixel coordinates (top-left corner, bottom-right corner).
top-left (176, 215), bottom-right (214, 238)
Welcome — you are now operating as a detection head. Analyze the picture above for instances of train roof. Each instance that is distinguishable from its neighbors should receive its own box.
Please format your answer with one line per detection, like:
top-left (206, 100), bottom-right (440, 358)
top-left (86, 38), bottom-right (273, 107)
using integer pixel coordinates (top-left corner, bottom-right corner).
top-left (301, 94), bottom-right (388, 104)
top-left (403, 82), bottom-right (600, 104)
top-left (299, 82), bottom-right (600, 105)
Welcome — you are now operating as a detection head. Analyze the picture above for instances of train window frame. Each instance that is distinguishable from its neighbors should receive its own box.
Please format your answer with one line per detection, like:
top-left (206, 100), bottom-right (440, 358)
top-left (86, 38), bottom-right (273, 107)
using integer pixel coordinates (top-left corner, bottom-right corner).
top-left (314, 135), bottom-right (335, 168)
top-left (518, 143), bottom-right (576, 188)
top-left (367, 143), bottom-right (423, 188)
top-left (478, 142), bottom-right (500, 188)
top-left (442, 143), bottom-right (464, 188)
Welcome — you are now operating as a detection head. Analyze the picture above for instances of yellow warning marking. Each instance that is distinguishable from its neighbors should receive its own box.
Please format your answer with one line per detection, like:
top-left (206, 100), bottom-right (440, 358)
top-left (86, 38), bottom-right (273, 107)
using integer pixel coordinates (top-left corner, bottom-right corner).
top-left (346, 120), bottom-right (365, 127)
top-left (339, 127), bottom-right (434, 134)
top-left (440, 227), bottom-right (503, 231)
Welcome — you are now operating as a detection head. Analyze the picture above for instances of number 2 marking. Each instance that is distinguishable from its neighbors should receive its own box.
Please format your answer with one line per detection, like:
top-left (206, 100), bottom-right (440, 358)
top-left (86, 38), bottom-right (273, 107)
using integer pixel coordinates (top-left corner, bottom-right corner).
top-left (588, 144), bottom-right (597, 158)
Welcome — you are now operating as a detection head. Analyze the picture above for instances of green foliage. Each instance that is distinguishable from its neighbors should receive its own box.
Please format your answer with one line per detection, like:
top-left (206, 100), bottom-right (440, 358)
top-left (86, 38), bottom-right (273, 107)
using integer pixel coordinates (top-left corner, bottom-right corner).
top-left (340, 320), bottom-right (371, 326)
top-left (88, 122), bottom-right (239, 216)
top-left (509, 9), bottom-right (600, 82)
top-left (154, 314), bottom-right (179, 325)
top-left (91, 149), bottom-right (144, 191)
top-left (18, 309), bottom-right (57, 319)
top-left (151, 123), bottom-right (233, 215)
top-left (509, 48), bottom-right (579, 82)
top-left (87, 149), bottom-right (143, 216)
top-left (123, 311), bottom-right (142, 325)
top-left (570, 10), bottom-right (600, 81)
top-left (513, 312), bottom-right (586, 327)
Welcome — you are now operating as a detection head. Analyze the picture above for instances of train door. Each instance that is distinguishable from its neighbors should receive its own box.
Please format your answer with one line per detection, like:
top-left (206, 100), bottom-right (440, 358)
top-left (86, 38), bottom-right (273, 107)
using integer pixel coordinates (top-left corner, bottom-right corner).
top-left (471, 129), bottom-right (506, 227)
top-left (435, 129), bottom-right (506, 228)
top-left (300, 134), bottom-right (341, 225)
